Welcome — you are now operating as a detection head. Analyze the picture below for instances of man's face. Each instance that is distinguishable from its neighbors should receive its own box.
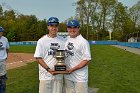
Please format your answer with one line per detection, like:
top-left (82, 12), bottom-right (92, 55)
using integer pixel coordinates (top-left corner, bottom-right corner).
top-left (67, 26), bottom-right (79, 38)
top-left (48, 24), bottom-right (59, 35)
top-left (0, 32), bottom-right (3, 37)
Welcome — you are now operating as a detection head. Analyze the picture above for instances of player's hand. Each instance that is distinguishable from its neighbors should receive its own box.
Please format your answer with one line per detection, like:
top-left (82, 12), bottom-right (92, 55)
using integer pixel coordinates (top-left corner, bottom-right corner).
top-left (67, 68), bottom-right (74, 73)
top-left (48, 69), bottom-right (56, 75)
top-left (48, 69), bottom-right (62, 75)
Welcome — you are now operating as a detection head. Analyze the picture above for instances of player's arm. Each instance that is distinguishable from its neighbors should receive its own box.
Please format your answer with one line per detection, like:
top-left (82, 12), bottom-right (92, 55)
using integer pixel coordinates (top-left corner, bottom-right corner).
top-left (6, 49), bottom-right (9, 54)
top-left (36, 57), bottom-right (56, 75)
top-left (6, 40), bottom-right (10, 59)
top-left (36, 57), bottom-right (49, 69)
top-left (67, 41), bottom-right (91, 73)
top-left (6, 48), bottom-right (9, 60)
top-left (67, 60), bottom-right (90, 73)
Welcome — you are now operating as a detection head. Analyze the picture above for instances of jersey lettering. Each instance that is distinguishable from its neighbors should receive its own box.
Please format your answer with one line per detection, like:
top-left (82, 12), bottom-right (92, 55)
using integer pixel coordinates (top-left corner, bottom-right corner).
top-left (48, 43), bottom-right (60, 56)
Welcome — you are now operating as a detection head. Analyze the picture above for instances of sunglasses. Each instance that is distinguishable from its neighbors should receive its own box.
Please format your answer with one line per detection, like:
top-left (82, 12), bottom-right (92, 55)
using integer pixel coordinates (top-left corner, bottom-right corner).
top-left (67, 26), bottom-right (79, 29)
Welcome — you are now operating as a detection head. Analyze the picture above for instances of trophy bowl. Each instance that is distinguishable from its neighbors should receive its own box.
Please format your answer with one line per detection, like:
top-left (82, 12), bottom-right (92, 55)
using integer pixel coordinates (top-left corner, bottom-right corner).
top-left (54, 50), bottom-right (67, 71)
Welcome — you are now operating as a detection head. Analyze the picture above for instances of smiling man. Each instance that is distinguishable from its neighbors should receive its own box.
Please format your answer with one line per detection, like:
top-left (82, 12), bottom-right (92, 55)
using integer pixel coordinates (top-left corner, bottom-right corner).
top-left (64, 20), bottom-right (91, 93)
top-left (34, 17), bottom-right (64, 93)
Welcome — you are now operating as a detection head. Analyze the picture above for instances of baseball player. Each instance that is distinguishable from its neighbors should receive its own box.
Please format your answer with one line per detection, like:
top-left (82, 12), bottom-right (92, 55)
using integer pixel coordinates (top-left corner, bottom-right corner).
top-left (0, 26), bottom-right (10, 93)
top-left (34, 17), bottom-right (64, 93)
top-left (64, 20), bottom-right (91, 93)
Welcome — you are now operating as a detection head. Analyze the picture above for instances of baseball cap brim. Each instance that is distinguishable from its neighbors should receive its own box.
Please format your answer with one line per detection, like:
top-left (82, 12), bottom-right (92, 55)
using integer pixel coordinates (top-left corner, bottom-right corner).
top-left (48, 22), bottom-right (59, 26)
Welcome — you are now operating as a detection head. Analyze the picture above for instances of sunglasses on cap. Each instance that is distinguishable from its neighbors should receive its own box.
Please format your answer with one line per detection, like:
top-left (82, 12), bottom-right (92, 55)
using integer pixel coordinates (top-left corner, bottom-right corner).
top-left (67, 26), bottom-right (79, 29)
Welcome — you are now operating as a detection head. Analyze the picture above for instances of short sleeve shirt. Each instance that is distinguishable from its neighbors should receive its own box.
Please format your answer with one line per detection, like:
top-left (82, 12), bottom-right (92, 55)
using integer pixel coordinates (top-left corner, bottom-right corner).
top-left (34, 35), bottom-right (65, 80)
top-left (64, 35), bottom-right (91, 82)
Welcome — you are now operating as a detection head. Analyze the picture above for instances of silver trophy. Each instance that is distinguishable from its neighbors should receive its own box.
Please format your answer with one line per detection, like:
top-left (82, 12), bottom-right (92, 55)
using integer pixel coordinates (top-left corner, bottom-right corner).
top-left (54, 50), bottom-right (66, 71)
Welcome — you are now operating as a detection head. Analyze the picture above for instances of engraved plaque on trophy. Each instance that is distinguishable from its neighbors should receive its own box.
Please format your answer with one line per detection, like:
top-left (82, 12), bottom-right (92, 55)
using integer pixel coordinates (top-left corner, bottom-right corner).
top-left (54, 50), bottom-right (67, 71)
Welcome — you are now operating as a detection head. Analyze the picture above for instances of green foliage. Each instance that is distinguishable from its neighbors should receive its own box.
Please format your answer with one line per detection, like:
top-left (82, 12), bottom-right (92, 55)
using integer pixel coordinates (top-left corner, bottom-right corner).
top-left (0, 11), bottom-right (48, 41)
top-left (58, 23), bottom-right (67, 32)
top-left (7, 29), bottom-right (16, 41)
top-left (0, 1), bottom-right (140, 41)
top-left (0, 5), bottom-right (3, 16)
top-left (75, 0), bottom-right (140, 41)
top-left (129, 1), bottom-right (140, 31)
top-left (0, 6), bottom-right (67, 41)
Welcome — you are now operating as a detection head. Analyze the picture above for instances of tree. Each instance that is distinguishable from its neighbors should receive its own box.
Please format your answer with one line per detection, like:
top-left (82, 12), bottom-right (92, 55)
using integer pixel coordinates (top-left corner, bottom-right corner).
top-left (129, 1), bottom-right (140, 31)
top-left (0, 5), bottom-right (3, 17)
top-left (4, 10), bottom-right (16, 20)
top-left (111, 2), bottom-right (129, 41)
top-left (76, 0), bottom-right (117, 40)
top-left (76, 0), bottom-right (94, 39)
top-left (0, 6), bottom-right (50, 41)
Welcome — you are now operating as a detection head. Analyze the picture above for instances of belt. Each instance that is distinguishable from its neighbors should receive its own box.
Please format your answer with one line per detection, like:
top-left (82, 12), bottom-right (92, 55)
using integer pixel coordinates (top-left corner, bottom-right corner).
top-left (0, 74), bottom-right (6, 79)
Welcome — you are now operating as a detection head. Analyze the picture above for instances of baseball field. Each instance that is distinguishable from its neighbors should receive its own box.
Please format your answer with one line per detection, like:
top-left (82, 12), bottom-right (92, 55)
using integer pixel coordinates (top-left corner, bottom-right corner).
top-left (6, 45), bottom-right (140, 93)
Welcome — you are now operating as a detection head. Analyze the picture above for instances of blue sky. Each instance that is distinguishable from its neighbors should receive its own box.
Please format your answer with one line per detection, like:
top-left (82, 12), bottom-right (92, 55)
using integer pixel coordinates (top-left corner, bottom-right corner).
top-left (0, 0), bottom-right (139, 22)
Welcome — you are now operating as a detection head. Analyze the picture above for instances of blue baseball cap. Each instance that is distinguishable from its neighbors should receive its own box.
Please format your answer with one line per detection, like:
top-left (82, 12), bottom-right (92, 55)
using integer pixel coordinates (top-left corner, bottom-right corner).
top-left (0, 27), bottom-right (4, 32)
top-left (67, 20), bottom-right (80, 27)
top-left (47, 17), bottom-right (59, 25)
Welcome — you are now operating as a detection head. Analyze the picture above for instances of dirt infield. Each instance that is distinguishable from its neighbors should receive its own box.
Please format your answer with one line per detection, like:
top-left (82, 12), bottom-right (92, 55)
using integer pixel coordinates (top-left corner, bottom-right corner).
top-left (6, 53), bottom-right (36, 70)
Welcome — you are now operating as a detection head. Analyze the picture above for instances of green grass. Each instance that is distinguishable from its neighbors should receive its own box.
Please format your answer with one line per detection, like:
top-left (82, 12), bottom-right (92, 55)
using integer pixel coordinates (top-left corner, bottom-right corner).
top-left (7, 45), bottom-right (140, 93)
top-left (9, 45), bottom-right (36, 53)
top-left (89, 45), bottom-right (140, 93)
top-left (7, 62), bottom-right (39, 93)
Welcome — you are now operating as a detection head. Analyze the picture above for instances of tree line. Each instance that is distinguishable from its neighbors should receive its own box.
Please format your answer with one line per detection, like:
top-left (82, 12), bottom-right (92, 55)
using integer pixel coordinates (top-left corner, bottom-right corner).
top-left (0, 0), bottom-right (140, 41)
top-left (0, 5), bottom-right (66, 41)
top-left (74, 0), bottom-right (140, 41)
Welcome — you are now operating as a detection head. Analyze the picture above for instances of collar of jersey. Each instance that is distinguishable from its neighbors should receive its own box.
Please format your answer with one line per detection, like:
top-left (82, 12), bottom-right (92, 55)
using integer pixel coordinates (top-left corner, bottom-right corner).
top-left (47, 34), bottom-right (57, 38)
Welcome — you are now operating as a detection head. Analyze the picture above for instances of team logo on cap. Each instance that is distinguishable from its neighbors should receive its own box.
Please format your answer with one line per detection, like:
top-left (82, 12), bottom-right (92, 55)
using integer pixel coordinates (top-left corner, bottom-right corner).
top-left (49, 18), bottom-right (56, 23)
top-left (70, 21), bottom-right (74, 25)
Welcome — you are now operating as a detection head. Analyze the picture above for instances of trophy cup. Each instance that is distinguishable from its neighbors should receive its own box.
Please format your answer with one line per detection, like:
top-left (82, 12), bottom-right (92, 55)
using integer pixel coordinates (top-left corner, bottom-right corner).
top-left (54, 50), bottom-right (67, 71)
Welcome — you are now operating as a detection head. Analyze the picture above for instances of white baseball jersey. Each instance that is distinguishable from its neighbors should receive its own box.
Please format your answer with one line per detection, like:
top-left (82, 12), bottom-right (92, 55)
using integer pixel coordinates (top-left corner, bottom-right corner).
top-left (34, 35), bottom-right (65, 80)
top-left (64, 34), bottom-right (91, 82)
top-left (0, 36), bottom-right (10, 76)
